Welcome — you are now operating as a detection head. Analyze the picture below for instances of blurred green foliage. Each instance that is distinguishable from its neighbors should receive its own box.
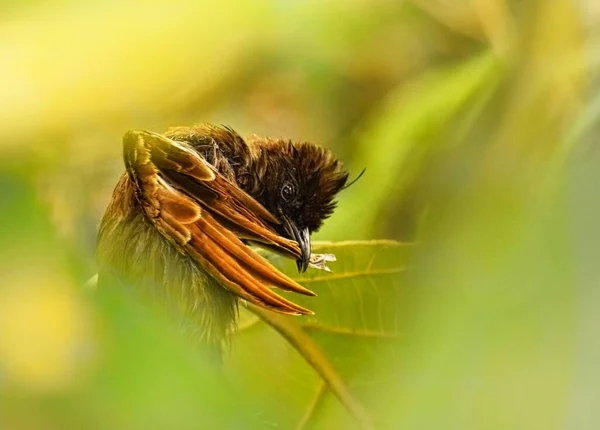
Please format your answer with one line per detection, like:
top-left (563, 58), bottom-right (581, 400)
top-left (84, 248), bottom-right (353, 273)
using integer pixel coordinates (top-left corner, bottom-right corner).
top-left (1, 0), bottom-right (599, 429)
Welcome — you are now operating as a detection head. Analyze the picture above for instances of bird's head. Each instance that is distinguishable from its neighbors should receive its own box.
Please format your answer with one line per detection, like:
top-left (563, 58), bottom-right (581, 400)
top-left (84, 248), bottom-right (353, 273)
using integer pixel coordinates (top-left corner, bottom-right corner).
top-left (249, 139), bottom-right (349, 273)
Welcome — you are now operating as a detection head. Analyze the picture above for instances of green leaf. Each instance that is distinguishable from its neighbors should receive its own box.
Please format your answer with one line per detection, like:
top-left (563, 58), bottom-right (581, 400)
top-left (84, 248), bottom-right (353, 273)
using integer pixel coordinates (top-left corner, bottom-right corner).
top-left (317, 49), bottom-right (503, 241)
top-left (225, 240), bottom-right (411, 429)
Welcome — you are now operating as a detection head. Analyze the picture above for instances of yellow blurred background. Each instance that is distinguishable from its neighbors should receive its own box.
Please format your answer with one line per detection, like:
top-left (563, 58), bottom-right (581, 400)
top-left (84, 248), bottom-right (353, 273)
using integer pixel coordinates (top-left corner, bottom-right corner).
top-left (1, 0), bottom-right (599, 428)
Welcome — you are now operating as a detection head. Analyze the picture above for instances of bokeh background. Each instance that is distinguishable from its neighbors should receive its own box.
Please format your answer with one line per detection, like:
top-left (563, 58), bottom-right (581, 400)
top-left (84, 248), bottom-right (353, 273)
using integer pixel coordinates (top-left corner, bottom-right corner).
top-left (1, 0), bottom-right (600, 428)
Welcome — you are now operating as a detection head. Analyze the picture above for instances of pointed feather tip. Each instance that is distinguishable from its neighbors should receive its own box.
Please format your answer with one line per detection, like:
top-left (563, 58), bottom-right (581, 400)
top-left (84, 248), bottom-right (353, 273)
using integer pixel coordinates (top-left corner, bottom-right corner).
top-left (288, 283), bottom-right (316, 297)
top-left (286, 307), bottom-right (315, 316)
top-left (280, 299), bottom-right (314, 315)
top-left (258, 300), bottom-right (314, 316)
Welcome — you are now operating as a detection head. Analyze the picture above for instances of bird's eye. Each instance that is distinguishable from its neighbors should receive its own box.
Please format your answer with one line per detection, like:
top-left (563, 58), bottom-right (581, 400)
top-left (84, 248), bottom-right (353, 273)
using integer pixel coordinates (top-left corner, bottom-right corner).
top-left (281, 182), bottom-right (294, 201)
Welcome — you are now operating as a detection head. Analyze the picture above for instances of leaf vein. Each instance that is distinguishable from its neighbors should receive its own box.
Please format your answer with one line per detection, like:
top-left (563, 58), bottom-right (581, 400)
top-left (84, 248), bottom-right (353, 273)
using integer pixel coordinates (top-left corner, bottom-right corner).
top-left (293, 267), bottom-right (407, 283)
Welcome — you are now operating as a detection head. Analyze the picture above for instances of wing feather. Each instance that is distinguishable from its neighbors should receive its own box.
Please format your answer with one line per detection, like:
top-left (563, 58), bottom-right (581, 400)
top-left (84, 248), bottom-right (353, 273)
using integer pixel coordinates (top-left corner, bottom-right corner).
top-left (123, 130), bottom-right (314, 315)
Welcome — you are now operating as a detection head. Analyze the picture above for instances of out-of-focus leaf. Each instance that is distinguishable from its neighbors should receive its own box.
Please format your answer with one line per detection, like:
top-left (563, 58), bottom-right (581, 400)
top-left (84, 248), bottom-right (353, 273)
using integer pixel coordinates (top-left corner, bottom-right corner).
top-left (0, 174), bottom-right (255, 430)
top-left (377, 187), bottom-right (576, 430)
top-left (471, 0), bottom-right (514, 58)
top-left (500, 0), bottom-right (586, 163)
top-left (562, 94), bottom-right (600, 430)
top-left (0, 174), bottom-right (97, 397)
top-left (370, 5), bottom-right (586, 428)
top-left (318, 49), bottom-right (502, 241)
top-left (411, 0), bottom-right (483, 40)
top-left (225, 240), bottom-right (412, 429)
top-left (413, 0), bottom-right (515, 58)
top-left (0, 0), bottom-right (272, 147)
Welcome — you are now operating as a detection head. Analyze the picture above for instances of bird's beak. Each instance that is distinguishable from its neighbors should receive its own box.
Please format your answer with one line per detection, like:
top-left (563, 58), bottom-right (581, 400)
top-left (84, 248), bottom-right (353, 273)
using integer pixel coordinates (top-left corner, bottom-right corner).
top-left (282, 216), bottom-right (311, 273)
top-left (295, 227), bottom-right (311, 273)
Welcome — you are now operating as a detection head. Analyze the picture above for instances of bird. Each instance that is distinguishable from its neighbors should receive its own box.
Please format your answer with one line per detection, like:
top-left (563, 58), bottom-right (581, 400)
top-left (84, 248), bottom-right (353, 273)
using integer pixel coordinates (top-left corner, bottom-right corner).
top-left (96, 123), bottom-right (350, 354)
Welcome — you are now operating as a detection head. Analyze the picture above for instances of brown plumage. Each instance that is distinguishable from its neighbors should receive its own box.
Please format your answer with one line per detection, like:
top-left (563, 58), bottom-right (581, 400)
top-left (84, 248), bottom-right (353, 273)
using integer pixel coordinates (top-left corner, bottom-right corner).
top-left (97, 124), bottom-right (348, 352)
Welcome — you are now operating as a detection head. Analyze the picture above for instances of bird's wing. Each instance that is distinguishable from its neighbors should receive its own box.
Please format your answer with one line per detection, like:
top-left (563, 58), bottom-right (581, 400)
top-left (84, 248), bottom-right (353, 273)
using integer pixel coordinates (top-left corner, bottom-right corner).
top-left (122, 130), bottom-right (314, 315)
